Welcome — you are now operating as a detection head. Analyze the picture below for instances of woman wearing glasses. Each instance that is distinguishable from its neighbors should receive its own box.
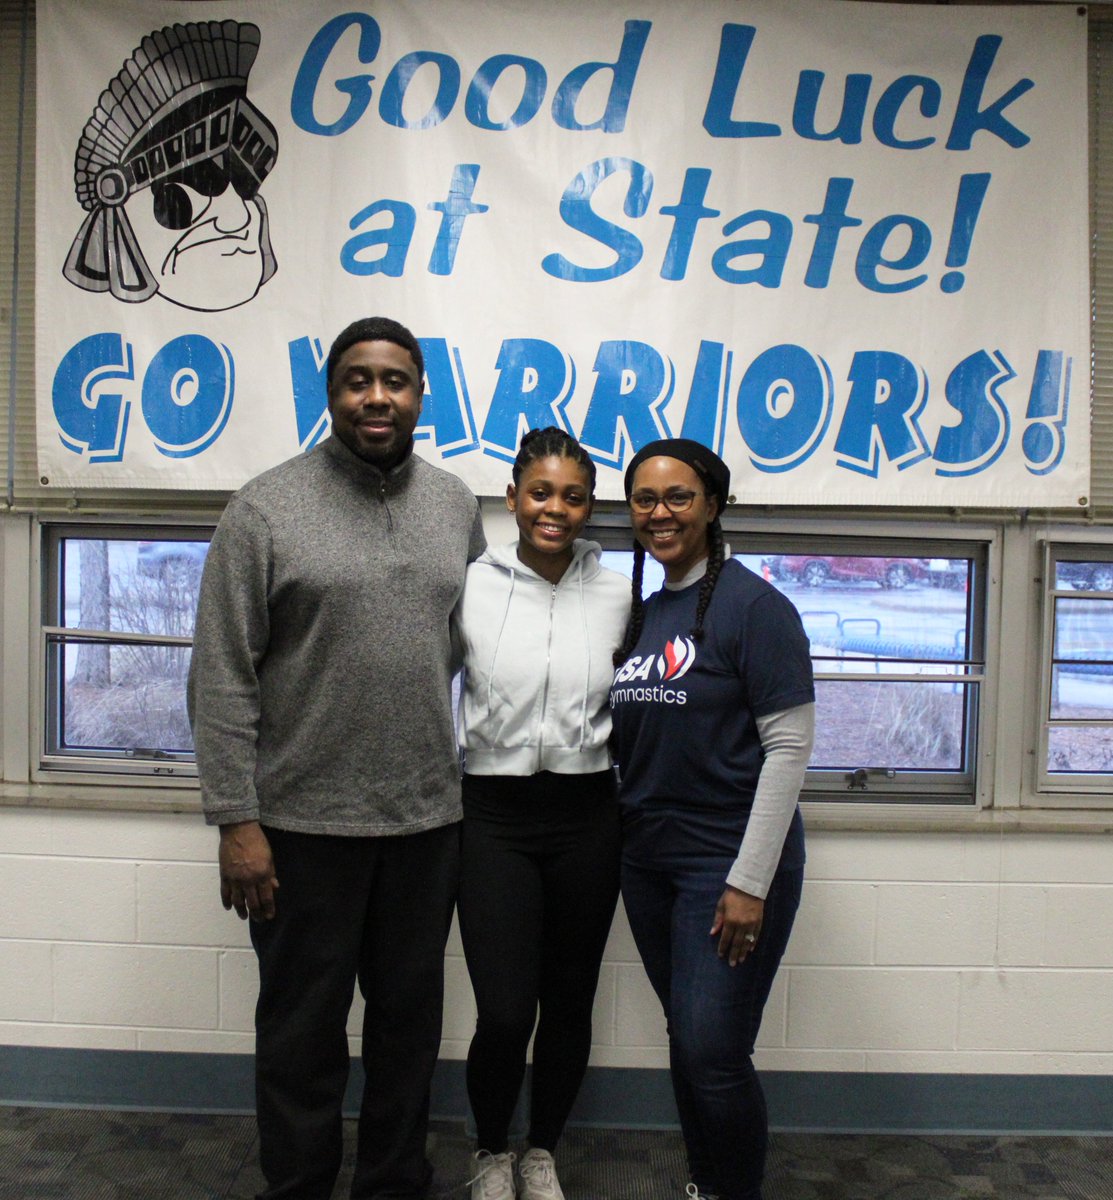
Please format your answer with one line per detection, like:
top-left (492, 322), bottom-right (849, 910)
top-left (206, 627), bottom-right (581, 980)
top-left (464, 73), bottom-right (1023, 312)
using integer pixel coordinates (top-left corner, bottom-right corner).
top-left (609, 439), bottom-right (815, 1200)
top-left (454, 428), bottom-right (630, 1200)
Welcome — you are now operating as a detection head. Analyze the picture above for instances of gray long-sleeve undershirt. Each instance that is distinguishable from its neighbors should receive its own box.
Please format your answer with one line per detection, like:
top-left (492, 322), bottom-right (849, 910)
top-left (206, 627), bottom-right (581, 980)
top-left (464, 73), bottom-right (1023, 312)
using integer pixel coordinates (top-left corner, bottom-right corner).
top-left (664, 551), bottom-right (814, 898)
top-left (727, 702), bottom-right (815, 898)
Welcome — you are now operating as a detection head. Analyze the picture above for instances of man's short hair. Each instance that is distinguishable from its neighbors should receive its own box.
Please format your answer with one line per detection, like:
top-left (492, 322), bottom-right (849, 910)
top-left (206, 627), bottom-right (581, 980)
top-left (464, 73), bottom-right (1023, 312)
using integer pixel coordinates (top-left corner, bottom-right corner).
top-left (326, 317), bottom-right (425, 391)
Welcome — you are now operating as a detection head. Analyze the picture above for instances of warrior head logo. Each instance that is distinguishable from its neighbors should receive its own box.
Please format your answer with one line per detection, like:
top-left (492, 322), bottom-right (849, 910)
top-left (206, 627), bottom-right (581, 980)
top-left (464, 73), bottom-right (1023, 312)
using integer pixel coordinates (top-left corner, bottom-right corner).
top-left (64, 21), bottom-right (279, 311)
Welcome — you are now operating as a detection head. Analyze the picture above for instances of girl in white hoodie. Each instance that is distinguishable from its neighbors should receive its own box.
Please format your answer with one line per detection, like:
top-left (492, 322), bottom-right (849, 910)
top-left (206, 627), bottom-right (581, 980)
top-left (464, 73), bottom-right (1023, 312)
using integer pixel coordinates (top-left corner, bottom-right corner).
top-left (455, 428), bottom-right (631, 1200)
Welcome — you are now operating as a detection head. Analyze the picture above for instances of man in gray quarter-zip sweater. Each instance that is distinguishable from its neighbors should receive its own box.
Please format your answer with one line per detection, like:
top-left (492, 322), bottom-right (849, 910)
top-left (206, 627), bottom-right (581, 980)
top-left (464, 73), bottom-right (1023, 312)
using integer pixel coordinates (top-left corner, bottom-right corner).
top-left (187, 317), bottom-right (485, 1200)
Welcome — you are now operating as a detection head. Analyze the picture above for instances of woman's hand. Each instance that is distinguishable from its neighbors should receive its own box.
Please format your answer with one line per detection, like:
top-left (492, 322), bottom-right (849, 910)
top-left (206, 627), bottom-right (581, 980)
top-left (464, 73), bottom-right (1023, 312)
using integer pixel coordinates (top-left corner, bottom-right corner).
top-left (710, 885), bottom-right (764, 966)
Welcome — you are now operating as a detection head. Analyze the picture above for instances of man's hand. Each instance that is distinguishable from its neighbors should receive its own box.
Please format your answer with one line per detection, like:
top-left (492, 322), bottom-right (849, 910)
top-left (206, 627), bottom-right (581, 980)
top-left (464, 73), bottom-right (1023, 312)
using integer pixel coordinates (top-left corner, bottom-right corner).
top-left (709, 885), bottom-right (764, 966)
top-left (218, 821), bottom-right (278, 921)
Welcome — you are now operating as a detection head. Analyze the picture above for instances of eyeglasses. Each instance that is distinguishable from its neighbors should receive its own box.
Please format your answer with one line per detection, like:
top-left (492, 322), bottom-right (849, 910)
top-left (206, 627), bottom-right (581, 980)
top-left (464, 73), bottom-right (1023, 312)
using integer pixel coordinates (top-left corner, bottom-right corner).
top-left (628, 489), bottom-right (706, 514)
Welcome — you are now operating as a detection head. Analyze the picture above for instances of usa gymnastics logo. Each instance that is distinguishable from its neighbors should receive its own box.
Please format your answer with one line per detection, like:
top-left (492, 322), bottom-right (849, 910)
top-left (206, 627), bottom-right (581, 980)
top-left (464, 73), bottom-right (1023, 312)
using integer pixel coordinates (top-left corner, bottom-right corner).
top-left (610, 634), bottom-right (696, 707)
top-left (659, 635), bottom-right (696, 681)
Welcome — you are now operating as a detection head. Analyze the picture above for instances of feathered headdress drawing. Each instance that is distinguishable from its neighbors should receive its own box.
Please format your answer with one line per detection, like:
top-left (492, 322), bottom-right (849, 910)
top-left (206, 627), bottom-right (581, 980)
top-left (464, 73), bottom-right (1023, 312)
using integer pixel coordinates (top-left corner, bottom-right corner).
top-left (64, 21), bottom-right (278, 302)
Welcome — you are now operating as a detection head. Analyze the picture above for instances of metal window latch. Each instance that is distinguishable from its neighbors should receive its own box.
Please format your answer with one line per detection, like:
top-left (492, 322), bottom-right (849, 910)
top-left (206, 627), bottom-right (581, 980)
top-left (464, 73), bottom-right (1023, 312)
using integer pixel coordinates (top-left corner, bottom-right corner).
top-left (847, 767), bottom-right (869, 791)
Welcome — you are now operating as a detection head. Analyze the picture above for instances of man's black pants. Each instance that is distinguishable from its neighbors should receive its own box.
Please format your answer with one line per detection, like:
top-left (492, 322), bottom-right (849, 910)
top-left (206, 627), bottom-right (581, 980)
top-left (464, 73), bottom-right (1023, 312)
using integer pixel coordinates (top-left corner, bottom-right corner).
top-left (249, 823), bottom-right (460, 1200)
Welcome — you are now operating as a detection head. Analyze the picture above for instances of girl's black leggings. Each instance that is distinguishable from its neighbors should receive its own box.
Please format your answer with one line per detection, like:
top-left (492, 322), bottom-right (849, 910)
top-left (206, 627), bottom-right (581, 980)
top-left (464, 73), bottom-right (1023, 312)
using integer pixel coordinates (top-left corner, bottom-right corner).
top-left (458, 769), bottom-right (621, 1152)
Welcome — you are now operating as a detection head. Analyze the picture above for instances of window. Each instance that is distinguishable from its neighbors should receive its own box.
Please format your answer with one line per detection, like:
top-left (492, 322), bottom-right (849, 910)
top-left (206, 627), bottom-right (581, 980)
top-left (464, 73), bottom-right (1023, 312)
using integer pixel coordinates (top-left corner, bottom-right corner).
top-left (599, 527), bottom-right (987, 804)
top-left (1038, 543), bottom-right (1113, 795)
top-left (40, 525), bottom-right (212, 778)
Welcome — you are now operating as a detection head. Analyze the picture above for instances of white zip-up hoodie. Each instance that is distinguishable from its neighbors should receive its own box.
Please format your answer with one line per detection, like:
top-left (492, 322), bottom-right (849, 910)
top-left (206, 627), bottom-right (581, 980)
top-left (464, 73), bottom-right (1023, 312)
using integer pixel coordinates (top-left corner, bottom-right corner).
top-left (454, 539), bottom-right (631, 775)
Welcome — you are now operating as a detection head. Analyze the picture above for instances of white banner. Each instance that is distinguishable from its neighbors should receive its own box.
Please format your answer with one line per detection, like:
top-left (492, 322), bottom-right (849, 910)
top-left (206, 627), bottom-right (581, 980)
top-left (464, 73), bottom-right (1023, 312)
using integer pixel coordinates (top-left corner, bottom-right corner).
top-left (35, 0), bottom-right (1090, 504)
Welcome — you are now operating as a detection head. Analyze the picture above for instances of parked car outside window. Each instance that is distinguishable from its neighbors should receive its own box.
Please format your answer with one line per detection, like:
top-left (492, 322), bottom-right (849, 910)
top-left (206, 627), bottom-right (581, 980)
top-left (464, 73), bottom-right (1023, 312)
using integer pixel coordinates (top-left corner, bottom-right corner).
top-left (766, 554), bottom-right (930, 590)
top-left (1057, 560), bottom-right (1113, 592)
top-left (136, 540), bottom-right (209, 583)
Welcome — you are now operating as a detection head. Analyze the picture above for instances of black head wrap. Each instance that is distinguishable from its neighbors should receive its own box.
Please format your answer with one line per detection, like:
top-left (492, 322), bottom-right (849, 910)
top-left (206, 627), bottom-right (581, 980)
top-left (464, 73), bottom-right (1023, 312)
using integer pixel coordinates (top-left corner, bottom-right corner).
top-left (623, 438), bottom-right (731, 510)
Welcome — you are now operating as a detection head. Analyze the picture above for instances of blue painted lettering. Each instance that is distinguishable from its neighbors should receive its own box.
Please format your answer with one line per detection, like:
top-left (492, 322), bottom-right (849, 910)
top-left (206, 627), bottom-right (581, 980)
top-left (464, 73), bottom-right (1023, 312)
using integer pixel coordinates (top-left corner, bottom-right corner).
top-left (290, 14), bottom-right (380, 136)
top-left (736, 344), bottom-right (833, 472)
top-left (428, 165), bottom-right (489, 275)
top-left (466, 55), bottom-right (547, 130)
top-left (288, 336), bottom-right (329, 451)
top-left (141, 336), bottom-right (234, 459)
top-left (579, 341), bottom-right (674, 466)
top-left (678, 341), bottom-right (730, 451)
top-left (932, 349), bottom-right (1014, 476)
top-left (703, 25), bottom-right (780, 139)
top-left (551, 21), bottom-right (650, 132)
top-left (340, 201), bottom-right (417, 276)
top-left (481, 339), bottom-right (575, 457)
top-left (379, 51), bottom-right (461, 129)
top-left (541, 158), bottom-right (653, 282)
top-left (660, 169), bottom-right (720, 281)
top-left (834, 351), bottom-right (930, 476)
top-left (792, 71), bottom-right (872, 144)
top-left (418, 338), bottom-right (481, 455)
top-left (855, 215), bottom-right (932, 293)
top-left (712, 210), bottom-right (793, 287)
top-left (52, 333), bottom-right (135, 463)
top-left (1022, 350), bottom-right (1071, 476)
top-left (873, 76), bottom-right (940, 150)
top-left (946, 36), bottom-right (1033, 150)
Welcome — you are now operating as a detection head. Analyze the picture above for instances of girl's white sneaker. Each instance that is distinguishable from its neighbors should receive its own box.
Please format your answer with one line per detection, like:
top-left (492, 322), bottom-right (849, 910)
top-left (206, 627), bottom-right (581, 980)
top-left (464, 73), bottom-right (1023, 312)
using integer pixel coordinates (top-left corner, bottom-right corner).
top-left (470, 1150), bottom-right (516, 1200)
top-left (518, 1147), bottom-right (564, 1200)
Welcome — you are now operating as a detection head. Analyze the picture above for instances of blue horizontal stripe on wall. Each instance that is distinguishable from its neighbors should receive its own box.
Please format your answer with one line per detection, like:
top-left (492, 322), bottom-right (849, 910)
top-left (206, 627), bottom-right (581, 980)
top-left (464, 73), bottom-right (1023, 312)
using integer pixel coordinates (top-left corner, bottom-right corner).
top-left (2, 1049), bottom-right (1113, 1136)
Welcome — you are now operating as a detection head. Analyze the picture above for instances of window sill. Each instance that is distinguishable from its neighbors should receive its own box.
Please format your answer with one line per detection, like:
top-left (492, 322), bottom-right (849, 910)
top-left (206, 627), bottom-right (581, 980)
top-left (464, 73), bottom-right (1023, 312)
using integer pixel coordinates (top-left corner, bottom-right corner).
top-left (0, 779), bottom-right (202, 813)
top-left (0, 782), bottom-right (1108, 833)
top-left (802, 800), bottom-right (1113, 835)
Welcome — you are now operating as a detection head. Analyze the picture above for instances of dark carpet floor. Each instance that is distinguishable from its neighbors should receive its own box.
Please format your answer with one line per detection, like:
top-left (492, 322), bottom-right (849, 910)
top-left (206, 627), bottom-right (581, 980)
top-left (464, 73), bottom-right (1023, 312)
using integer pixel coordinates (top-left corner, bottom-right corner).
top-left (2, 1106), bottom-right (1111, 1199)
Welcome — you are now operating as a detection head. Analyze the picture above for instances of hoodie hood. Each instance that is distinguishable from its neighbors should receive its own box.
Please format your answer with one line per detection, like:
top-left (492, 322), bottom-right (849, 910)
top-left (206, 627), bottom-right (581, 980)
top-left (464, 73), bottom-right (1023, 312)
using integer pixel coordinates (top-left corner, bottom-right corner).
top-left (477, 537), bottom-right (606, 583)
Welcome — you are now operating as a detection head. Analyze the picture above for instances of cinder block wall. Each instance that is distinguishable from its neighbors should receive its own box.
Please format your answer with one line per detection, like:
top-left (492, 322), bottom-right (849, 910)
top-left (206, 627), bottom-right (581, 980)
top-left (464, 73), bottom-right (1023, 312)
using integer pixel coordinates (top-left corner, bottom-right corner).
top-left (4, 809), bottom-right (1111, 1079)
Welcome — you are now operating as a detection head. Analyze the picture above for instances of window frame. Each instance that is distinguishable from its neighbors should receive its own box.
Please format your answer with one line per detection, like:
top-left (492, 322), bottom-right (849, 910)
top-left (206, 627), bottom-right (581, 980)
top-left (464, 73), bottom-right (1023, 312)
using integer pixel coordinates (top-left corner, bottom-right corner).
top-left (12, 509), bottom-right (1113, 822)
top-left (589, 508), bottom-right (998, 808)
top-left (1034, 536), bottom-right (1113, 801)
top-left (35, 519), bottom-right (214, 786)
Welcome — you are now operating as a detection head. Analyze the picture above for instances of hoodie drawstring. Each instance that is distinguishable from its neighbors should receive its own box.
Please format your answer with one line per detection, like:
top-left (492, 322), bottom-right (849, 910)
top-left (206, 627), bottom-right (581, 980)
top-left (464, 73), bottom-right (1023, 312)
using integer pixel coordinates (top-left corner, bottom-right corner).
top-left (577, 569), bottom-right (591, 750)
top-left (486, 568), bottom-right (516, 713)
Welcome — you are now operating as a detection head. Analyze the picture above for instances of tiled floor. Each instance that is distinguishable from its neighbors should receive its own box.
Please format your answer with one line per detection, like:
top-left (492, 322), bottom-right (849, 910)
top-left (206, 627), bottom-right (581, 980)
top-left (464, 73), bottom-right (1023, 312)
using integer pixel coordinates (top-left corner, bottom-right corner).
top-left (2, 1106), bottom-right (1111, 1199)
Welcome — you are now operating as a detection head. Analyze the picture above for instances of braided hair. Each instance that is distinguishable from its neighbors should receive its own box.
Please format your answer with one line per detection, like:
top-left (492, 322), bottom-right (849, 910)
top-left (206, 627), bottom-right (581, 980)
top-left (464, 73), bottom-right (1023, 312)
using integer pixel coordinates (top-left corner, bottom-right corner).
top-left (512, 426), bottom-right (596, 491)
top-left (613, 541), bottom-right (647, 666)
top-left (692, 517), bottom-right (725, 641)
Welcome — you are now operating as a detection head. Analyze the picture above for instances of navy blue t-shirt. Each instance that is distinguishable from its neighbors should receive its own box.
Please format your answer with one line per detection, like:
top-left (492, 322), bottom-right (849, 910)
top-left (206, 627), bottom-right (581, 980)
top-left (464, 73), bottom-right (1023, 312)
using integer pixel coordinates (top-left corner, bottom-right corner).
top-left (609, 558), bottom-right (814, 866)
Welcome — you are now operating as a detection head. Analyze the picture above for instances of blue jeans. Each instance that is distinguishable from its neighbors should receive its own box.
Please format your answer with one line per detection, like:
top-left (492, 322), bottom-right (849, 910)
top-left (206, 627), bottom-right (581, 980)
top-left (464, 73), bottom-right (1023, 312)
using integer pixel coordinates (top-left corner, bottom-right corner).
top-left (621, 840), bottom-right (802, 1200)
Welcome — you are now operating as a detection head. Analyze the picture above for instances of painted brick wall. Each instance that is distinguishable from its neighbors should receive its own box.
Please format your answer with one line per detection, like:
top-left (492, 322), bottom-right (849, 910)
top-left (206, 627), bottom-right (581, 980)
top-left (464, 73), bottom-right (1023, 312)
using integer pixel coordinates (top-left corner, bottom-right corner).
top-left (3, 809), bottom-right (1112, 1077)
